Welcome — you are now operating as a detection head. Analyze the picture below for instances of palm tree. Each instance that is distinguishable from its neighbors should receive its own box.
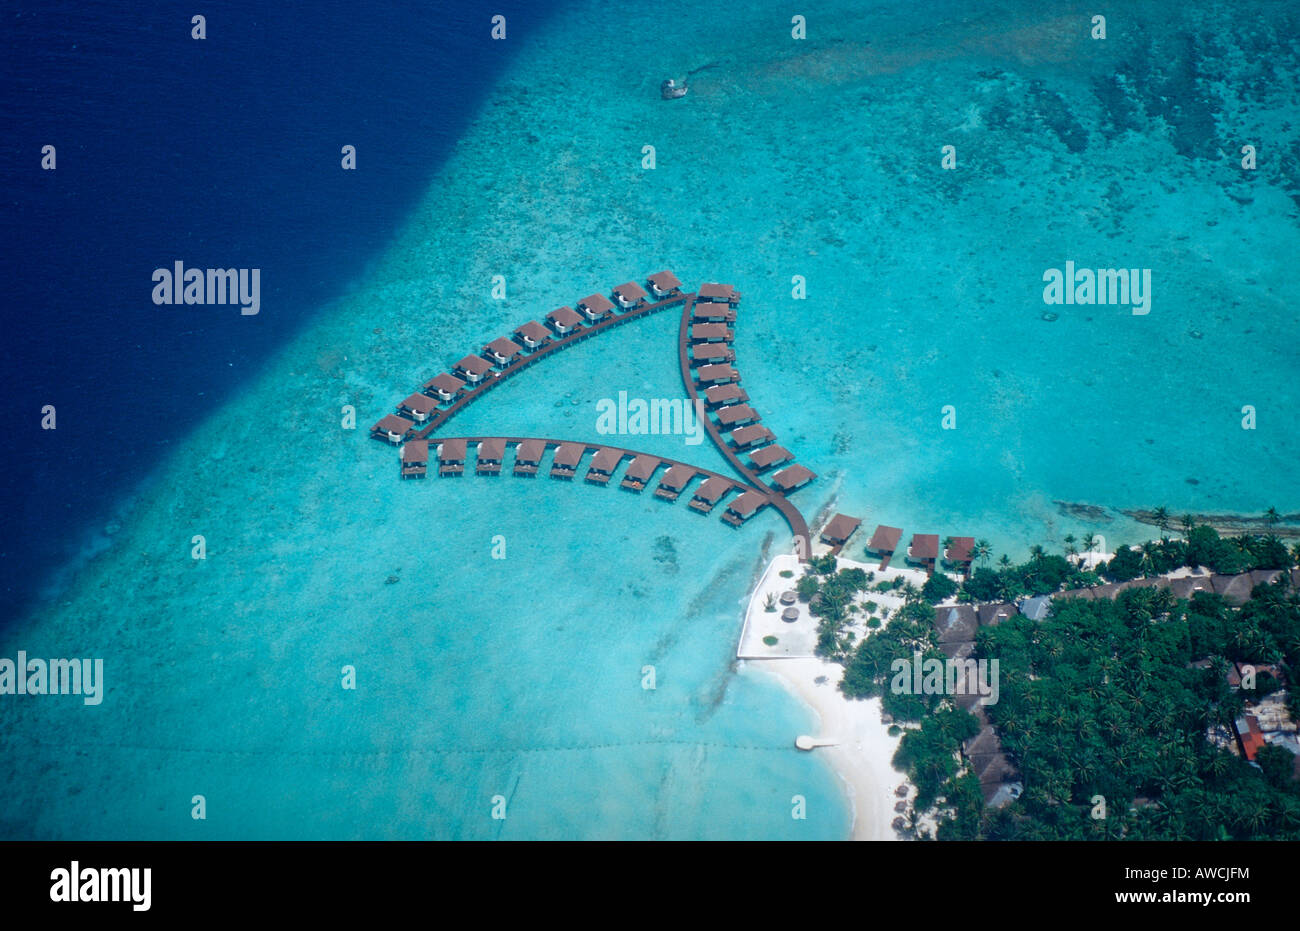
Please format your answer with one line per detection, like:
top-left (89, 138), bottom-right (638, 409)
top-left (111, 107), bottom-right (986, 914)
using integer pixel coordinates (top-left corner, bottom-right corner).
top-left (1152, 506), bottom-right (1171, 540)
top-left (973, 539), bottom-right (992, 567)
top-left (1264, 506), bottom-right (1280, 527)
top-left (1064, 533), bottom-right (1078, 566)
top-left (1081, 533), bottom-right (1098, 562)
top-left (1180, 513), bottom-right (1195, 538)
top-left (1029, 544), bottom-right (1045, 562)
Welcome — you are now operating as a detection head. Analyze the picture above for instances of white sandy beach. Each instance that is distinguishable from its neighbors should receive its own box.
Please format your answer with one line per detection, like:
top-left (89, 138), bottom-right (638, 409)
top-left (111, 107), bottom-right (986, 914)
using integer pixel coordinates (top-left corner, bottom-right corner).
top-left (746, 656), bottom-right (906, 840)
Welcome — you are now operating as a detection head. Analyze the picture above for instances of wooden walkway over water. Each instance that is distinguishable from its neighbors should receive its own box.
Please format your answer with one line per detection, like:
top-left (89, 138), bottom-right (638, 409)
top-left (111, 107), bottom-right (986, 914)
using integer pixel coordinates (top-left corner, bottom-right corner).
top-left (371, 272), bottom-right (816, 558)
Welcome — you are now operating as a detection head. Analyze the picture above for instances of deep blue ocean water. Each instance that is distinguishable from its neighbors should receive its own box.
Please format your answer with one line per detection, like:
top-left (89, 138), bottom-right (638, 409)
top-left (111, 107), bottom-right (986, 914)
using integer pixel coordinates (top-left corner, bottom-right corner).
top-left (0, 1), bottom-right (559, 621)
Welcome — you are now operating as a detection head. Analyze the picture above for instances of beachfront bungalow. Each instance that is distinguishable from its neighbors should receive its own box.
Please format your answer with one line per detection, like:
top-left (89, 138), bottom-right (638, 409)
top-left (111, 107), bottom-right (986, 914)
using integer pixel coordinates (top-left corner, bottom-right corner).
top-left (546, 306), bottom-right (584, 336)
top-left (647, 270), bottom-right (682, 298)
top-left (653, 464), bottom-right (697, 501)
top-left (944, 536), bottom-right (976, 574)
top-left (513, 321), bottom-right (552, 351)
top-left (934, 605), bottom-right (979, 644)
top-left (371, 414), bottom-right (414, 445)
top-left (689, 477), bottom-right (734, 514)
top-left (704, 384), bottom-right (748, 408)
top-left (906, 534), bottom-right (940, 574)
top-left (770, 464), bottom-right (815, 494)
top-left (721, 490), bottom-right (767, 527)
top-left (514, 439), bottom-right (545, 476)
top-left (691, 323), bottom-right (733, 343)
top-left (550, 443), bottom-right (585, 480)
top-left (577, 293), bottom-right (615, 321)
top-left (586, 447), bottom-right (625, 485)
top-left (483, 337), bottom-right (522, 368)
top-left (621, 455), bottom-right (662, 492)
top-left (1169, 576), bottom-right (1215, 600)
top-left (715, 404), bottom-right (758, 429)
top-left (454, 354), bottom-right (493, 384)
top-left (437, 438), bottom-right (467, 477)
top-left (728, 424), bottom-right (774, 450)
top-left (423, 372), bottom-right (466, 402)
top-left (865, 525), bottom-right (903, 568)
top-left (612, 281), bottom-right (648, 310)
top-left (400, 439), bottom-right (428, 479)
top-left (977, 603), bottom-right (1019, 626)
top-left (748, 444), bottom-right (792, 472)
top-left (692, 302), bottom-right (736, 324)
top-left (476, 437), bottom-right (506, 475)
top-left (692, 343), bottom-right (736, 365)
top-left (820, 513), bottom-right (863, 549)
top-left (1213, 572), bottom-right (1257, 605)
top-left (1019, 594), bottom-right (1052, 621)
top-left (397, 392), bottom-right (439, 423)
top-left (698, 282), bottom-right (741, 304)
top-left (696, 363), bottom-right (739, 385)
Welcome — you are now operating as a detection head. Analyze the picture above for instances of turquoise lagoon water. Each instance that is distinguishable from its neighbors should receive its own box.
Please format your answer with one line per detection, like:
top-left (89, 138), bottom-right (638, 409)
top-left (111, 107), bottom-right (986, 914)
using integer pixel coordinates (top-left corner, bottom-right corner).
top-left (4, 0), bottom-right (1299, 838)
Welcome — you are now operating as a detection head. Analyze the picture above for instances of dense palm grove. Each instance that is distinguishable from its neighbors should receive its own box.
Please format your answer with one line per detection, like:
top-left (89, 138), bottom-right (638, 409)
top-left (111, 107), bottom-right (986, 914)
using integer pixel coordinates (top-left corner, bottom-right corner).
top-left (799, 518), bottom-right (1300, 840)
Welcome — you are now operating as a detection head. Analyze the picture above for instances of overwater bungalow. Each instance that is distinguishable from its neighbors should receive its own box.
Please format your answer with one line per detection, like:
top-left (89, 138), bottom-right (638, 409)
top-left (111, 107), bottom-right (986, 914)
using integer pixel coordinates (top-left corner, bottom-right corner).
top-left (693, 303), bottom-right (736, 324)
top-left (698, 282), bottom-right (741, 304)
top-left (577, 293), bottom-right (615, 321)
top-left (647, 270), bottom-right (682, 298)
top-left (621, 455), bottom-right (662, 492)
top-left (514, 439), bottom-right (545, 476)
top-left (513, 321), bottom-right (552, 351)
top-left (612, 281), bottom-right (648, 310)
top-left (692, 343), bottom-right (736, 365)
top-left (696, 363), bottom-right (739, 384)
top-left (691, 323), bottom-right (733, 343)
top-left (689, 477), bottom-right (734, 514)
top-left (423, 372), bottom-right (466, 402)
top-left (721, 490), bottom-right (767, 527)
top-left (705, 384), bottom-right (748, 407)
top-left (476, 437), bottom-right (506, 475)
top-left (483, 337), bottom-right (522, 368)
top-left (820, 513), bottom-right (862, 548)
top-left (546, 306), bottom-right (584, 336)
top-left (770, 464), bottom-right (815, 493)
top-left (715, 404), bottom-right (758, 428)
top-left (748, 444), bottom-right (792, 471)
top-left (866, 525), bottom-right (903, 567)
top-left (454, 354), bottom-right (493, 384)
top-left (400, 439), bottom-right (428, 479)
top-left (653, 464), bottom-right (696, 500)
top-left (728, 424), bottom-right (774, 450)
top-left (371, 414), bottom-right (414, 445)
top-left (550, 443), bottom-right (585, 480)
top-left (397, 392), bottom-right (439, 423)
top-left (586, 447), bottom-right (625, 485)
top-left (945, 536), bottom-right (976, 574)
top-left (438, 437), bottom-right (467, 476)
top-left (907, 533), bottom-right (939, 573)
